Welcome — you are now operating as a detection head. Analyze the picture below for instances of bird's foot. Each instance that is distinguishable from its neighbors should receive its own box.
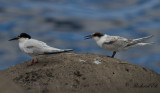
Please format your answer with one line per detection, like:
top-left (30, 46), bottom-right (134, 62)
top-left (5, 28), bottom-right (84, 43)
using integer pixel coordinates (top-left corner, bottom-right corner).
top-left (27, 59), bottom-right (38, 66)
top-left (118, 62), bottom-right (131, 64)
top-left (27, 63), bottom-right (34, 66)
top-left (107, 56), bottom-right (114, 58)
top-left (34, 60), bottom-right (39, 63)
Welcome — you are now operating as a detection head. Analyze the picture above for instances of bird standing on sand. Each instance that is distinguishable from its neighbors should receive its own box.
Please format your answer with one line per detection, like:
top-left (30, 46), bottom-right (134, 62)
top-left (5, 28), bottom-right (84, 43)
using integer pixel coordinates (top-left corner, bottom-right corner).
top-left (85, 32), bottom-right (154, 58)
top-left (9, 33), bottom-right (74, 65)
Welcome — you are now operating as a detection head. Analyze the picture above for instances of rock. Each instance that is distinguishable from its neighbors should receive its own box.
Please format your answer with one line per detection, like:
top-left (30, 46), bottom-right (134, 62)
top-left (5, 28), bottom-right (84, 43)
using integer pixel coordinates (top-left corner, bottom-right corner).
top-left (0, 53), bottom-right (160, 93)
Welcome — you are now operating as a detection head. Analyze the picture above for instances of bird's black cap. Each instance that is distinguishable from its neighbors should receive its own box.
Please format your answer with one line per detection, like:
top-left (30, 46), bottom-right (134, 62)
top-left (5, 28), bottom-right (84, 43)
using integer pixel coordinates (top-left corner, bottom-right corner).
top-left (19, 33), bottom-right (31, 39)
top-left (85, 32), bottom-right (104, 39)
top-left (9, 33), bottom-right (31, 41)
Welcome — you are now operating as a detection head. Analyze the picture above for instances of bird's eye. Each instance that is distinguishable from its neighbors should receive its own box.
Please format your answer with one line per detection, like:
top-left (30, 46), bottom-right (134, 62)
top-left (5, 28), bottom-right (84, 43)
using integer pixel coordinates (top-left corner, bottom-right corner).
top-left (93, 34), bottom-right (97, 36)
top-left (92, 34), bottom-right (95, 36)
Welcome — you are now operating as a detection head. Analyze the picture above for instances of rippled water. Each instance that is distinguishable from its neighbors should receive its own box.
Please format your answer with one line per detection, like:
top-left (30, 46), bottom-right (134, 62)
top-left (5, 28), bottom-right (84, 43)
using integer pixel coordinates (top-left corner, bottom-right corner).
top-left (0, 0), bottom-right (160, 73)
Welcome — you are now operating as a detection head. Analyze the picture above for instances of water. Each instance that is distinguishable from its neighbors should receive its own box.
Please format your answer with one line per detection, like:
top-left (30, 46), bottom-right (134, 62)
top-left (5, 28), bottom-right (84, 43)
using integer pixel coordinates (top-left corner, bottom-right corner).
top-left (0, 0), bottom-right (160, 73)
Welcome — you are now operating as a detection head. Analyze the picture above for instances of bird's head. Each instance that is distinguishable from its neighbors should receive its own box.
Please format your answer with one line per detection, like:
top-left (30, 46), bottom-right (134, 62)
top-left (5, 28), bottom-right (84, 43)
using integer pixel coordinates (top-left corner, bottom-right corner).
top-left (9, 33), bottom-right (31, 41)
top-left (85, 32), bottom-right (104, 41)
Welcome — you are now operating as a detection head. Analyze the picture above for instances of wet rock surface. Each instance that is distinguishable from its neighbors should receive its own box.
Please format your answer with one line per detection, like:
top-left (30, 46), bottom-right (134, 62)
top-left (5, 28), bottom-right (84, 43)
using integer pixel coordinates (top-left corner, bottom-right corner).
top-left (0, 53), bottom-right (160, 93)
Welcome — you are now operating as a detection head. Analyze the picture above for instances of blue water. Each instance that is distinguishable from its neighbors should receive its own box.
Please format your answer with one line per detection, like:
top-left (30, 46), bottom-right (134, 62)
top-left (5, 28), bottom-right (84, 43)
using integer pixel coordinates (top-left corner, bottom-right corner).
top-left (0, 0), bottom-right (160, 73)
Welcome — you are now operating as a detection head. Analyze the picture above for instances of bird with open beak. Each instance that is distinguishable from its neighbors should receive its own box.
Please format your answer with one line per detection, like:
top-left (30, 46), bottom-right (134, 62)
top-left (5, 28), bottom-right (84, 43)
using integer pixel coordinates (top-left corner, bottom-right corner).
top-left (85, 32), bottom-right (154, 58)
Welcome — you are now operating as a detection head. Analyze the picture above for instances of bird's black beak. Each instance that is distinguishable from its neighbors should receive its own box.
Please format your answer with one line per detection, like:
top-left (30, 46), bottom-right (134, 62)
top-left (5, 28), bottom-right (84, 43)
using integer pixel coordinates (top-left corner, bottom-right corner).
top-left (8, 37), bottom-right (19, 41)
top-left (84, 35), bottom-right (92, 39)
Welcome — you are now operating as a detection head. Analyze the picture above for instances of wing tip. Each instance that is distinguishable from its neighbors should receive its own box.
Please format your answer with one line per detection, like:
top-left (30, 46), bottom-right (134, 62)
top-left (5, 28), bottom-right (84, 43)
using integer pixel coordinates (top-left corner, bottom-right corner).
top-left (64, 49), bottom-right (74, 52)
top-left (149, 35), bottom-right (154, 38)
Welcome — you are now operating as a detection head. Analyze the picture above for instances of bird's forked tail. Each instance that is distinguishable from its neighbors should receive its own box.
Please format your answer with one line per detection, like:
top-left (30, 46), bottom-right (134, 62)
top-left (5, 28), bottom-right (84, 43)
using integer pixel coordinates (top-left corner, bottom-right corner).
top-left (126, 35), bottom-right (154, 47)
top-left (61, 49), bottom-right (74, 52)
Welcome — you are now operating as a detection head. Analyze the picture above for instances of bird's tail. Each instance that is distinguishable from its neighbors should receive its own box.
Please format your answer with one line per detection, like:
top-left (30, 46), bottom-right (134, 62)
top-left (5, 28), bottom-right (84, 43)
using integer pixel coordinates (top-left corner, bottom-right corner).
top-left (61, 49), bottom-right (74, 52)
top-left (126, 35), bottom-right (153, 47)
top-left (135, 42), bottom-right (155, 46)
top-left (44, 49), bottom-right (74, 54)
top-left (126, 42), bottom-right (154, 48)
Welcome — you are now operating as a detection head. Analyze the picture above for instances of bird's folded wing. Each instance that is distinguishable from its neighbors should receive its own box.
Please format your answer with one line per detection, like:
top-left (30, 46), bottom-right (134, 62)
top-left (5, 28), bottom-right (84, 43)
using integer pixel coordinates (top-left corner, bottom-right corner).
top-left (24, 45), bottom-right (44, 54)
top-left (103, 36), bottom-right (129, 47)
top-left (23, 39), bottom-right (54, 54)
top-left (103, 41), bottom-right (116, 44)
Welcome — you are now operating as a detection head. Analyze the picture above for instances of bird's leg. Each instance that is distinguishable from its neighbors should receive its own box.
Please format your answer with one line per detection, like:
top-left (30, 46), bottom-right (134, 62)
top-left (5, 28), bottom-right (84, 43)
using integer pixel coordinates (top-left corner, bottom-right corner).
top-left (111, 51), bottom-right (117, 58)
top-left (34, 58), bottom-right (39, 63)
top-left (28, 58), bottom-right (38, 66)
top-left (27, 59), bottom-right (34, 66)
top-left (32, 59), bottom-right (35, 63)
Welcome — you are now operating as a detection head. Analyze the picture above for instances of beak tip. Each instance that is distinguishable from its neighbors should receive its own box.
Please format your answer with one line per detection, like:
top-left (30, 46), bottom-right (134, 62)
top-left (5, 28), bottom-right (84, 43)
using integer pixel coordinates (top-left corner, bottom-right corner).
top-left (84, 35), bottom-right (92, 39)
top-left (8, 39), bottom-right (12, 41)
top-left (84, 38), bottom-right (89, 40)
top-left (84, 37), bottom-right (88, 40)
top-left (8, 37), bottom-right (19, 41)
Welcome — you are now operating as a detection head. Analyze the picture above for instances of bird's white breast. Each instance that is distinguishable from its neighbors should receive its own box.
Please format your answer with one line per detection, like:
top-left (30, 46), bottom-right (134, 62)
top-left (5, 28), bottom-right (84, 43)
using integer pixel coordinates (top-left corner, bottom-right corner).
top-left (95, 35), bottom-right (109, 47)
top-left (18, 38), bottom-right (28, 53)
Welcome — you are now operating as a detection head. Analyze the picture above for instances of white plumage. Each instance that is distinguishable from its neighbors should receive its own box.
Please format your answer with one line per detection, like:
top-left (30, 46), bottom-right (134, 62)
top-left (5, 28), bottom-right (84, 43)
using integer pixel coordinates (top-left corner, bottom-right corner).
top-left (19, 38), bottom-right (70, 57)
top-left (9, 33), bottom-right (73, 65)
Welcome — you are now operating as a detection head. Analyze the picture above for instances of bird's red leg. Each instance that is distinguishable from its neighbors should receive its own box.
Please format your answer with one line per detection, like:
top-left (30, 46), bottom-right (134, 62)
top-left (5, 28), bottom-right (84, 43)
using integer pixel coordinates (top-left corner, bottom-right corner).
top-left (35, 58), bottom-right (39, 63)
top-left (27, 58), bottom-right (39, 66)
top-left (27, 59), bottom-right (34, 66)
top-left (32, 59), bottom-right (34, 63)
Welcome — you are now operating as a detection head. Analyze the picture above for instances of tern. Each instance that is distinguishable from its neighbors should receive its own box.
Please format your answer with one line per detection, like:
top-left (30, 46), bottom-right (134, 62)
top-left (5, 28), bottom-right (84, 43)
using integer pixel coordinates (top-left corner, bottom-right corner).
top-left (9, 33), bottom-right (74, 65)
top-left (85, 32), bottom-right (154, 58)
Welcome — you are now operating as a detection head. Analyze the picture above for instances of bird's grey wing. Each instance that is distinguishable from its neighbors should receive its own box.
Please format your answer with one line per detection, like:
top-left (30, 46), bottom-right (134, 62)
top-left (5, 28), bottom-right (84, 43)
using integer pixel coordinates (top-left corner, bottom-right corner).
top-left (103, 36), bottom-right (129, 47)
top-left (101, 36), bottom-right (130, 51)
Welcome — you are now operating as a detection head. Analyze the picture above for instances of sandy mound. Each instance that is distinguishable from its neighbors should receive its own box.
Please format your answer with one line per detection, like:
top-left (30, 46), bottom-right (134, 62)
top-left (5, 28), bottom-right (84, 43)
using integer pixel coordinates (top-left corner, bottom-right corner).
top-left (0, 53), bottom-right (160, 93)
